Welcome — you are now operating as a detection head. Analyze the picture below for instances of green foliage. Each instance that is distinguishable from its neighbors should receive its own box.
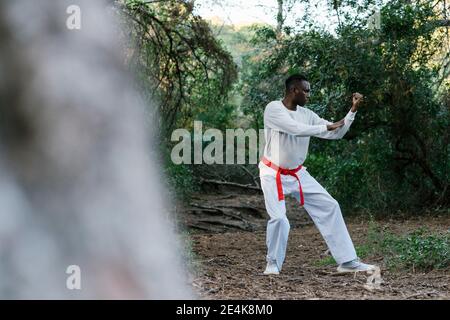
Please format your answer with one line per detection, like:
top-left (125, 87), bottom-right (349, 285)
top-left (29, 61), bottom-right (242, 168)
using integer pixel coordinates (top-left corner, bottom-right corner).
top-left (367, 222), bottom-right (450, 271)
top-left (209, 23), bottom-right (261, 68)
top-left (316, 221), bottom-right (450, 271)
top-left (118, 0), bottom-right (450, 210)
top-left (164, 149), bottom-right (198, 200)
top-left (117, 0), bottom-right (239, 196)
top-left (183, 76), bottom-right (237, 130)
top-left (384, 230), bottom-right (449, 270)
top-left (118, 0), bottom-right (237, 134)
top-left (240, 0), bottom-right (450, 213)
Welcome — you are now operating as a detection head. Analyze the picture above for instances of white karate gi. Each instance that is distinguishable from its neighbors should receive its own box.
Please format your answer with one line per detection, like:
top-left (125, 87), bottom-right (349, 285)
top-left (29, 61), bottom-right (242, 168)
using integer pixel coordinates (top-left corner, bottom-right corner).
top-left (259, 100), bottom-right (358, 271)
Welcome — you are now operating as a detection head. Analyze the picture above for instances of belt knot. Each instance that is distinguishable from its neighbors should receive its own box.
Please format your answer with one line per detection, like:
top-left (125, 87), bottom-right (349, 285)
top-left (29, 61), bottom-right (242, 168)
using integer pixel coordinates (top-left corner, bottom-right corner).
top-left (261, 156), bottom-right (304, 205)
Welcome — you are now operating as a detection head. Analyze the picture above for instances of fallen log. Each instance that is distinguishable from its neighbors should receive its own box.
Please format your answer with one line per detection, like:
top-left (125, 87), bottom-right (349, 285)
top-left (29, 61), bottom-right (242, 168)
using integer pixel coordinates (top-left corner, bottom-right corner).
top-left (196, 218), bottom-right (254, 231)
top-left (200, 179), bottom-right (261, 191)
top-left (189, 203), bottom-right (249, 223)
top-left (239, 165), bottom-right (261, 189)
top-left (185, 223), bottom-right (220, 232)
top-left (216, 204), bottom-right (266, 218)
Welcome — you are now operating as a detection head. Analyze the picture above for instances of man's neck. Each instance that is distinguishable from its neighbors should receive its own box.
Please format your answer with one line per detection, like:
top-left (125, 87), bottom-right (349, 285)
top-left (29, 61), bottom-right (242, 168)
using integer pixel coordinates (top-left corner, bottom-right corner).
top-left (281, 97), bottom-right (297, 111)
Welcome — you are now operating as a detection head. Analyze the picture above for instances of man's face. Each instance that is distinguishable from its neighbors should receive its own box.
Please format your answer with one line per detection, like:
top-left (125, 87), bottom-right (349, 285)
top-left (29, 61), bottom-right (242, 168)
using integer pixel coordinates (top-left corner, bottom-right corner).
top-left (293, 81), bottom-right (311, 106)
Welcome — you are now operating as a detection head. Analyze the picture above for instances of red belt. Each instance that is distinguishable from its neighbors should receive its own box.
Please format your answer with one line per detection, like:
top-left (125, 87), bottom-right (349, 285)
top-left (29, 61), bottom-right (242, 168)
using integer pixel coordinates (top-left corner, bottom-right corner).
top-left (261, 156), bottom-right (304, 205)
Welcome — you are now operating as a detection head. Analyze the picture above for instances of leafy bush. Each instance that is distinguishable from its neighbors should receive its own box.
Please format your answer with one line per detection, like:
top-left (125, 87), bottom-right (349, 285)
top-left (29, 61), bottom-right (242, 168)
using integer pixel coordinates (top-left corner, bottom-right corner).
top-left (316, 221), bottom-right (450, 271)
top-left (369, 224), bottom-right (450, 271)
top-left (165, 160), bottom-right (198, 200)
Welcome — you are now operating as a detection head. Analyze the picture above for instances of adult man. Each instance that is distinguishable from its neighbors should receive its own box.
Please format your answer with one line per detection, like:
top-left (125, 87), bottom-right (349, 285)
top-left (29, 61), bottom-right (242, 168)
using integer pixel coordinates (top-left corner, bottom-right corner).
top-left (260, 74), bottom-right (375, 275)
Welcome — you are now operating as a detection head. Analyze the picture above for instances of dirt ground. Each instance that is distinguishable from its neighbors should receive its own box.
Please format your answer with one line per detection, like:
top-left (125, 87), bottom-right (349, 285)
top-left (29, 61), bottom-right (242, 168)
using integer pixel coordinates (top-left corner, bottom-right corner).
top-left (181, 191), bottom-right (450, 300)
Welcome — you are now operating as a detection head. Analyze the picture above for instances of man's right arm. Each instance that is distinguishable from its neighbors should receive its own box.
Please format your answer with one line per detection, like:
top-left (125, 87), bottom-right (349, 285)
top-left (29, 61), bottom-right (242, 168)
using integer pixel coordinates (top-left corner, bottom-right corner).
top-left (264, 103), bottom-right (329, 137)
top-left (309, 110), bottom-right (354, 140)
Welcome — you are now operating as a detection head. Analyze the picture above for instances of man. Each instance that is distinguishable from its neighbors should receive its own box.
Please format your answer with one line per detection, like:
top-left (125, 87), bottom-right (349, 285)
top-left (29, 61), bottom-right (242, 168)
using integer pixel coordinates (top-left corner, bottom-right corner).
top-left (260, 74), bottom-right (375, 275)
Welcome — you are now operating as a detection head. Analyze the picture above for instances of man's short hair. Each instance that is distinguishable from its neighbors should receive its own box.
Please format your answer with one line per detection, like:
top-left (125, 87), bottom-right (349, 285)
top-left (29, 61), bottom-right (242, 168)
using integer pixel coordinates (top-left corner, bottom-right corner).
top-left (285, 74), bottom-right (308, 92)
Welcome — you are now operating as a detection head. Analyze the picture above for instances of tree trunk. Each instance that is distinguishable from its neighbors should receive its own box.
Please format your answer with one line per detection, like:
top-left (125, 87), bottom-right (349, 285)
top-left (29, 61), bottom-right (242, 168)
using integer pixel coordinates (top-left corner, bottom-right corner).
top-left (276, 0), bottom-right (283, 39)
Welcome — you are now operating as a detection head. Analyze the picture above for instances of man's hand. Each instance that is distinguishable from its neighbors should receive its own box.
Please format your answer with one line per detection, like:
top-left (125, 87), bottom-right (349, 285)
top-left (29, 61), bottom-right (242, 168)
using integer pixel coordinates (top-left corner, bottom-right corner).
top-left (327, 119), bottom-right (344, 131)
top-left (351, 92), bottom-right (364, 112)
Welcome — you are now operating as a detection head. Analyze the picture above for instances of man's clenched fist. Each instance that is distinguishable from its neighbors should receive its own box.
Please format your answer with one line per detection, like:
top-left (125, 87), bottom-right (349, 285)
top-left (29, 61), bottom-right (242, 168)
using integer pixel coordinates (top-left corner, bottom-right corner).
top-left (351, 93), bottom-right (364, 112)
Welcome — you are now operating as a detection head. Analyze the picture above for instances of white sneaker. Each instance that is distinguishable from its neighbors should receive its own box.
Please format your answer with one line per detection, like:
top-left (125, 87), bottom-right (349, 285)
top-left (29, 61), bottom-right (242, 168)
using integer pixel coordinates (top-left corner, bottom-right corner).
top-left (337, 259), bottom-right (376, 273)
top-left (263, 261), bottom-right (280, 275)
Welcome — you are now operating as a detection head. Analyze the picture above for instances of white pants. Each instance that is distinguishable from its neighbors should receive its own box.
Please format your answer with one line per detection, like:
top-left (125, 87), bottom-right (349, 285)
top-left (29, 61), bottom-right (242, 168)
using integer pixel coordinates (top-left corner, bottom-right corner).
top-left (260, 167), bottom-right (357, 271)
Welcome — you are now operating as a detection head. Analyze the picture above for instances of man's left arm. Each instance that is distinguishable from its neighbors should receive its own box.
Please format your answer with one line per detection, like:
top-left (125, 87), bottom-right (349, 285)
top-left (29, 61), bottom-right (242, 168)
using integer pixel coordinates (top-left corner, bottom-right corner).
top-left (311, 93), bottom-right (363, 140)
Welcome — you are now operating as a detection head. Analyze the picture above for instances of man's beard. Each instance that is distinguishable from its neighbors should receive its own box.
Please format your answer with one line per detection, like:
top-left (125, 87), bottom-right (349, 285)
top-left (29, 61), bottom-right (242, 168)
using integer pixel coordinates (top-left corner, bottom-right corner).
top-left (296, 99), bottom-right (306, 107)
